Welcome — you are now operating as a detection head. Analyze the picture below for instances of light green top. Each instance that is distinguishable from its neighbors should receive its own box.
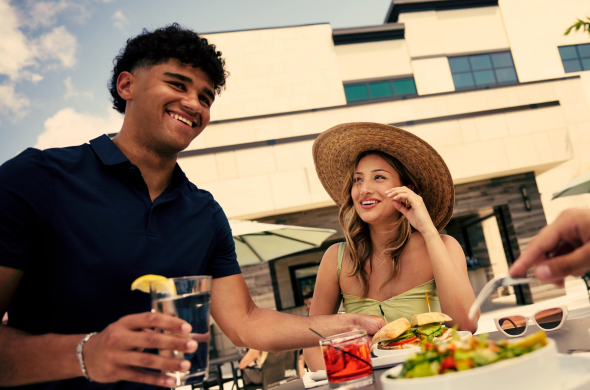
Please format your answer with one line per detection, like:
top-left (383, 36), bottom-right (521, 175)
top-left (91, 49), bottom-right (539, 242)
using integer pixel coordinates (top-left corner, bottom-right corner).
top-left (337, 242), bottom-right (441, 322)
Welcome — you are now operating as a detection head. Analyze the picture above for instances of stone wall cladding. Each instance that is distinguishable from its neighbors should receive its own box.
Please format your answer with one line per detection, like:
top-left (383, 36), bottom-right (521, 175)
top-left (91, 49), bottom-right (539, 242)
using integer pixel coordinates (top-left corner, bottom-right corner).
top-left (240, 262), bottom-right (276, 310)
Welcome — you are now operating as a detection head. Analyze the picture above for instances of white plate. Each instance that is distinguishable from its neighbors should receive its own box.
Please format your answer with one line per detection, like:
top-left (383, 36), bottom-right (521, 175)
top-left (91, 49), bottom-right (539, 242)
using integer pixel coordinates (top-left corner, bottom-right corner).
top-left (371, 331), bottom-right (472, 368)
top-left (379, 338), bottom-right (589, 390)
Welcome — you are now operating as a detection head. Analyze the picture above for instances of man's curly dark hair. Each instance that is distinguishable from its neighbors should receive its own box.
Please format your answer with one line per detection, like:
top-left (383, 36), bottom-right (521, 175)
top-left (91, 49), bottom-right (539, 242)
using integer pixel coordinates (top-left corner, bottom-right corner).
top-left (108, 23), bottom-right (228, 114)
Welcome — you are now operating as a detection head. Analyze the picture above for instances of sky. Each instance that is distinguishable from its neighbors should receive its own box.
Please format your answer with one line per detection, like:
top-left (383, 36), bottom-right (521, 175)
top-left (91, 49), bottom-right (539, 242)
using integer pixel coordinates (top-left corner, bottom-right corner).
top-left (0, 0), bottom-right (392, 165)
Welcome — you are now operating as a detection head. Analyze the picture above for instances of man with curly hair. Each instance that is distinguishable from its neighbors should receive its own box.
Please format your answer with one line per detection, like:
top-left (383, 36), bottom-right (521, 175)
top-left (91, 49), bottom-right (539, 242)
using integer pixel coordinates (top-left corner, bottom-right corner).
top-left (0, 24), bottom-right (384, 389)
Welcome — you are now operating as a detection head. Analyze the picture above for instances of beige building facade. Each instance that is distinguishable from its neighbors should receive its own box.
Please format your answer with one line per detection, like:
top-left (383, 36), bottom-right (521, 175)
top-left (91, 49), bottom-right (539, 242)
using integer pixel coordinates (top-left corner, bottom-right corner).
top-left (179, 0), bottom-right (590, 313)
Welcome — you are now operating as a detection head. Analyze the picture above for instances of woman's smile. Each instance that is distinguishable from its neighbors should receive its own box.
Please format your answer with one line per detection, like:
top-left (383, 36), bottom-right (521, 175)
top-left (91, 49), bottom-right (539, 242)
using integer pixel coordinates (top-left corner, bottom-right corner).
top-left (360, 198), bottom-right (381, 209)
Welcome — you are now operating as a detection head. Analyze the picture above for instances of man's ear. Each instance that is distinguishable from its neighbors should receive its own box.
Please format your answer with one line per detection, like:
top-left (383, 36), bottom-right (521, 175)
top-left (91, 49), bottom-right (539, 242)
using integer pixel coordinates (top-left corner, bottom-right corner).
top-left (116, 71), bottom-right (134, 101)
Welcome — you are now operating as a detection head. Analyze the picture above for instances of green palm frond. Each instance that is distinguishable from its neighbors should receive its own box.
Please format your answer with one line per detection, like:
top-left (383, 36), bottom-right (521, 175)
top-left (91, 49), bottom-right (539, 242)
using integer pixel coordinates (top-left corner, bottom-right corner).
top-left (565, 17), bottom-right (590, 36)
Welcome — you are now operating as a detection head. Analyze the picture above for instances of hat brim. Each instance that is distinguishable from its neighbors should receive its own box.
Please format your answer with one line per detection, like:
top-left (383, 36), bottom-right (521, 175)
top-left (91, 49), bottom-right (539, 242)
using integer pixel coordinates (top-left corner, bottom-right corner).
top-left (312, 122), bottom-right (454, 231)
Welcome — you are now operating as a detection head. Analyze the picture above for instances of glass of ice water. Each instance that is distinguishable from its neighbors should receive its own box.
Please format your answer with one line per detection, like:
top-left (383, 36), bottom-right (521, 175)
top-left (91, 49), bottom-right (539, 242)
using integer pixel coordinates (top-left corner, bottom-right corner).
top-left (150, 275), bottom-right (212, 388)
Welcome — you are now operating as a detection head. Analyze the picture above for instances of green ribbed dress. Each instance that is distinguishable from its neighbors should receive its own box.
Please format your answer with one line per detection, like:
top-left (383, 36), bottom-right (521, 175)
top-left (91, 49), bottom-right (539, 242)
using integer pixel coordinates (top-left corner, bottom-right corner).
top-left (337, 242), bottom-right (441, 322)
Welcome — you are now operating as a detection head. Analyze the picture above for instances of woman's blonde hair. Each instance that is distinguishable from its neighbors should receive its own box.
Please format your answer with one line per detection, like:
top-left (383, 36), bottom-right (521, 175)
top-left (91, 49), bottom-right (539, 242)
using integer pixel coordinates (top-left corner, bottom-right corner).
top-left (338, 150), bottom-right (421, 298)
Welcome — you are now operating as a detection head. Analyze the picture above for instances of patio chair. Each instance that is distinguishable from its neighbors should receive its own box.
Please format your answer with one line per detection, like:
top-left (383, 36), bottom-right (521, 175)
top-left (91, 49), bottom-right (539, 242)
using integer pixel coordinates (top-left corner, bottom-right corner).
top-left (237, 350), bottom-right (300, 390)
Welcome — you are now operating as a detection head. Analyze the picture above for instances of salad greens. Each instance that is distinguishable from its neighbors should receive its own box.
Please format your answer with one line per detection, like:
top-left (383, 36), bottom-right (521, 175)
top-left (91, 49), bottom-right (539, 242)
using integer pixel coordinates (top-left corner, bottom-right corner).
top-left (388, 331), bottom-right (548, 379)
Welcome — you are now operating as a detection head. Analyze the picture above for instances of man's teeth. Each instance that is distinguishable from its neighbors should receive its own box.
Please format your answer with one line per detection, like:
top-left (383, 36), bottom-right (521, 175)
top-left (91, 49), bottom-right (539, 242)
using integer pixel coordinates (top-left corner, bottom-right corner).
top-left (169, 112), bottom-right (192, 126)
top-left (362, 201), bottom-right (379, 205)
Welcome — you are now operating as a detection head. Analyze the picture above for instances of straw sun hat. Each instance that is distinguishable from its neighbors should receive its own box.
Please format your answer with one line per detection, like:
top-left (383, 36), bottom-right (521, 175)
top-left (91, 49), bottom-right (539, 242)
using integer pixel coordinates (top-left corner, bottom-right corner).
top-left (312, 122), bottom-right (454, 232)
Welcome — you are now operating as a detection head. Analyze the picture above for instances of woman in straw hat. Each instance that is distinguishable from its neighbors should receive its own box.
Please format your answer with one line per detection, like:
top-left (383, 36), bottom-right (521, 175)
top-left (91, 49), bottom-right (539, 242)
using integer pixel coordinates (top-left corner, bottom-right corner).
top-left (303, 123), bottom-right (479, 370)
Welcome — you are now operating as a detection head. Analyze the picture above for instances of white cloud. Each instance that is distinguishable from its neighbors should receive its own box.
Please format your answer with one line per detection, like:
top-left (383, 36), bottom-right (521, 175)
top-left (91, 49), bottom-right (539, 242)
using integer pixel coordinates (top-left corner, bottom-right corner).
top-left (63, 77), bottom-right (93, 99)
top-left (0, 0), bottom-right (36, 80)
top-left (112, 10), bottom-right (128, 32)
top-left (35, 108), bottom-right (123, 149)
top-left (0, 0), bottom-right (77, 82)
top-left (22, 71), bottom-right (43, 83)
top-left (37, 26), bottom-right (77, 68)
top-left (0, 0), bottom-right (79, 123)
top-left (18, 0), bottom-right (89, 29)
top-left (0, 83), bottom-right (30, 120)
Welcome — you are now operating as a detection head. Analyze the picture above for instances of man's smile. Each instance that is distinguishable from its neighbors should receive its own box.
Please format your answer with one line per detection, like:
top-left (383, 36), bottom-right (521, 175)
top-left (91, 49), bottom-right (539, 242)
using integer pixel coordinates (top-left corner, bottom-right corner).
top-left (166, 109), bottom-right (197, 128)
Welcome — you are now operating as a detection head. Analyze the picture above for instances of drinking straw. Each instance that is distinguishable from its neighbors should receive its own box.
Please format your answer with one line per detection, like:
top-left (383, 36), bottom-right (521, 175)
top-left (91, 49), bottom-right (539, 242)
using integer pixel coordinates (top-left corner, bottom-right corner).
top-left (425, 293), bottom-right (431, 313)
top-left (309, 328), bottom-right (372, 367)
top-left (378, 304), bottom-right (388, 323)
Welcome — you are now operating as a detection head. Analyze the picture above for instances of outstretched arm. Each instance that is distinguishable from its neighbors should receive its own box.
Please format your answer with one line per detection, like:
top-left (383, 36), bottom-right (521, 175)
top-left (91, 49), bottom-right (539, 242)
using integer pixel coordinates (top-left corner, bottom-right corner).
top-left (210, 263), bottom-right (385, 371)
top-left (210, 273), bottom-right (384, 352)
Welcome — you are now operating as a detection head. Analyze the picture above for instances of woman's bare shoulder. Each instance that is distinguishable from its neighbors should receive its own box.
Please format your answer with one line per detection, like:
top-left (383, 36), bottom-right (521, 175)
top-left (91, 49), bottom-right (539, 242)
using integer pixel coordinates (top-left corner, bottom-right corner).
top-left (320, 242), bottom-right (343, 266)
top-left (439, 234), bottom-right (467, 259)
top-left (408, 231), bottom-right (458, 244)
top-left (314, 243), bottom-right (346, 292)
top-left (439, 234), bottom-right (460, 246)
top-left (407, 231), bottom-right (462, 252)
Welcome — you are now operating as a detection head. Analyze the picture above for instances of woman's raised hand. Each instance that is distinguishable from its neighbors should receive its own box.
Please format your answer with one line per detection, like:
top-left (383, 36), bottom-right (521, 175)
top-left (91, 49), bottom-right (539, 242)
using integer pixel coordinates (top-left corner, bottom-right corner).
top-left (385, 186), bottom-right (436, 235)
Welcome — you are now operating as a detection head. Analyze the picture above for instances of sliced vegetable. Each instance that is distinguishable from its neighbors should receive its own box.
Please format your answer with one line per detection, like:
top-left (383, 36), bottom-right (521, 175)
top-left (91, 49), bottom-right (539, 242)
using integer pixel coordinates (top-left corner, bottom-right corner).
top-left (424, 327), bottom-right (444, 342)
top-left (394, 330), bottom-right (418, 341)
top-left (417, 323), bottom-right (441, 336)
top-left (387, 336), bottom-right (418, 346)
top-left (440, 356), bottom-right (455, 371)
top-left (454, 349), bottom-right (471, 361)
top-left (406, 361), bottom-right (435, 378)
top-left (455, 359), bottom-right (473, 371)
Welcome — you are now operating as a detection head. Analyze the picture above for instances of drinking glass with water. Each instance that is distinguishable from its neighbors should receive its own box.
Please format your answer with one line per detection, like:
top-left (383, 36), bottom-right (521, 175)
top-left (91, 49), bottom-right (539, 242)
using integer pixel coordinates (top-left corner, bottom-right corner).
top-left (150, 275), bottom-right (212, 388)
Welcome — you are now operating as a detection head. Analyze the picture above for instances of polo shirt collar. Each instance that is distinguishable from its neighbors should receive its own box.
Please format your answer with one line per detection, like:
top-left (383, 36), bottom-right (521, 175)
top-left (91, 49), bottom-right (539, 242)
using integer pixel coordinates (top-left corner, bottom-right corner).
top-left (90, 134), bottom-right (128, 166)
top-left (90, 134), bottom-right (190, 190)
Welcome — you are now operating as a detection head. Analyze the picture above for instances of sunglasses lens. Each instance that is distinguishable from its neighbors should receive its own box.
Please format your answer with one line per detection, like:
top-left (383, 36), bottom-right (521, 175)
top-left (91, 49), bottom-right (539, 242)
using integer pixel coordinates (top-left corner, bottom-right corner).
top-left (498, 316), bottom-right (527, 336)
top-left (534, 308), bottom-right (563, 330)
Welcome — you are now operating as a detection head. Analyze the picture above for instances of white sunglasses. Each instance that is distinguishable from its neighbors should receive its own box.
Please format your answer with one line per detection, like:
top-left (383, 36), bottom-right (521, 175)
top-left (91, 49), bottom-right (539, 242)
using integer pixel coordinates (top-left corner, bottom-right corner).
top-left (494, 306), bottom-right (569, 337)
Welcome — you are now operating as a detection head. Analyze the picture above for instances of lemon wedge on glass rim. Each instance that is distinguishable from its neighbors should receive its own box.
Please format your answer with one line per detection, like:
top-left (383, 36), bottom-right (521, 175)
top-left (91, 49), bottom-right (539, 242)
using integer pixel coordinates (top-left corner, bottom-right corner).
top-left (131, 274), bottom-right (177, 295)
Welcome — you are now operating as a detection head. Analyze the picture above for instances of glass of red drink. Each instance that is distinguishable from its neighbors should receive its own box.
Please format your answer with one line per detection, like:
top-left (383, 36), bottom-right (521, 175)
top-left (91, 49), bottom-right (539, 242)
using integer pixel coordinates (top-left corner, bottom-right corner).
top-left (320, 329), bottom-right (374, 389)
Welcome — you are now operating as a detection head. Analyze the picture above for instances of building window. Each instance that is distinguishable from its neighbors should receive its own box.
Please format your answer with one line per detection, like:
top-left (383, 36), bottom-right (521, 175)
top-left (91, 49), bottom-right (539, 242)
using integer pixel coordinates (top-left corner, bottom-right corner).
top-left (344, 77), bottom-right (417, 103)
top-left (449, 51), bottom-right (518, 91)
top-left (558, 44), bottom-right (590, 73)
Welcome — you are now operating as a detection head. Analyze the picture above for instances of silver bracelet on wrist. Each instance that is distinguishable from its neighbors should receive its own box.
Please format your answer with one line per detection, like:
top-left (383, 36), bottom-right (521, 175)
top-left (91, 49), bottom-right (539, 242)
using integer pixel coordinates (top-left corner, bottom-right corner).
top-left (76, 332), bottom-right (97, 382)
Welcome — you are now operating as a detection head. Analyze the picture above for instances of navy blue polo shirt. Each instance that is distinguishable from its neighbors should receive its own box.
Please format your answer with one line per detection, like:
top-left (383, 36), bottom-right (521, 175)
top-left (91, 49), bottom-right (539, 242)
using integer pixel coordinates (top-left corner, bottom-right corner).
top-left (0, 135), bottom-right (241, 389)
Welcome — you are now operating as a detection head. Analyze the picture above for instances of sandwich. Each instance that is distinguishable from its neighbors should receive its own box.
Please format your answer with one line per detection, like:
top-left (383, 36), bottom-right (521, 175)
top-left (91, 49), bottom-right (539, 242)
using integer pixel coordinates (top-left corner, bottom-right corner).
top-left (372, 317), bottom-right (420, 350)
top-left (411, 312), bottom-right (453, 342)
